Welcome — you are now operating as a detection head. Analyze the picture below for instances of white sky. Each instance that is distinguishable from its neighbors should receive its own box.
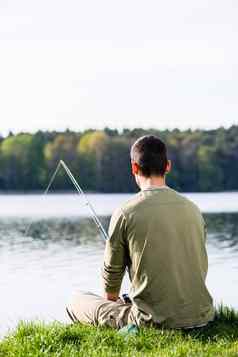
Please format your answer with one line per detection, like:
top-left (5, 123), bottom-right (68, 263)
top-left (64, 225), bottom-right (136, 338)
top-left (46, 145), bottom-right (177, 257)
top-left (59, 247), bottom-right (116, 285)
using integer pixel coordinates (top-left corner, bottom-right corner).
top-left (0, 0), bottom-right (238, 135)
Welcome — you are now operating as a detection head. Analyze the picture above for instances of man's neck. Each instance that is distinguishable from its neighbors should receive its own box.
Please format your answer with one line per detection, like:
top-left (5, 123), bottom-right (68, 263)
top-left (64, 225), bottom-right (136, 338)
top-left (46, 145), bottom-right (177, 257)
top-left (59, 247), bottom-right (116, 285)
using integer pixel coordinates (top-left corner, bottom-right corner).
top-left (139, 176), bottom-right (167, 191)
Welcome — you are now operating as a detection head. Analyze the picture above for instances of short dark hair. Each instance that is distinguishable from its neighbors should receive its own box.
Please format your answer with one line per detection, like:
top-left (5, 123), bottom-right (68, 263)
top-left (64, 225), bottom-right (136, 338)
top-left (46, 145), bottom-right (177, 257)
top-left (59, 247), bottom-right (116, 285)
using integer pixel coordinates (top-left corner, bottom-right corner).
top-left (130, 135), bottom-right (168, 177)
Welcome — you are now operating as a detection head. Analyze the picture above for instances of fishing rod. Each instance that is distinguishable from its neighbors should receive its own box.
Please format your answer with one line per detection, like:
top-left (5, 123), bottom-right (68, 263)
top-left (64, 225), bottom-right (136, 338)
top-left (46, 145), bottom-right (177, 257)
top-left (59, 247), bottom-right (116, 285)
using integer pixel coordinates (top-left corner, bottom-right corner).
top-left (25, 160), bottom-right (131, 304)
top-left (59, 160), bottom-right (109, 241)
top-left (25, 160), bottom-right (109, 241)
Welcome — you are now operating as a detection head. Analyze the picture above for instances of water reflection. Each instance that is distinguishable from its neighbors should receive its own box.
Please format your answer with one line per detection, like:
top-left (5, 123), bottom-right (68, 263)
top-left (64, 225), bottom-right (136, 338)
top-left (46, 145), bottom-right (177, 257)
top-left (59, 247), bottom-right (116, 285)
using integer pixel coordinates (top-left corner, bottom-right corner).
top-left (1, 213), bottom-right (237, 248)
top-left (204, 213), bottom-right (238, 250)
top-left (0, 216), bottom-right (110, 245)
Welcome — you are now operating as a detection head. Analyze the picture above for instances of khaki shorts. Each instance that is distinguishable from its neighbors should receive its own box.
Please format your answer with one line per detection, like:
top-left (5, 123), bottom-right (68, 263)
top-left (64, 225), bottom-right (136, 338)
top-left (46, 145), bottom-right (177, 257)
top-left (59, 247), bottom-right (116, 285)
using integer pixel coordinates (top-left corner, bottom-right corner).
top-left (66, 291), bottom-right (133, 329)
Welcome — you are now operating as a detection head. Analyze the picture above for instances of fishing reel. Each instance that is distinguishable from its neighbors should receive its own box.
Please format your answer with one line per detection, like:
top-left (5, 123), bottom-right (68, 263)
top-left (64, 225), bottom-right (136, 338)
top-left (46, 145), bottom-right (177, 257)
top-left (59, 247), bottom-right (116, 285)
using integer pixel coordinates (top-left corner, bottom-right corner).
top-left (122, 293), bottom-right (132, 304)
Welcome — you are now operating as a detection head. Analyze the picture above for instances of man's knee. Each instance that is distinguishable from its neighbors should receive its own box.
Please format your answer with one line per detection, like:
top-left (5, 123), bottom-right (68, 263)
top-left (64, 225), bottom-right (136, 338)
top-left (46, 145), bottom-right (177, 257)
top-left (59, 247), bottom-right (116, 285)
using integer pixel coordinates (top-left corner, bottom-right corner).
top-left (66, 291), bottom-right (104, 325)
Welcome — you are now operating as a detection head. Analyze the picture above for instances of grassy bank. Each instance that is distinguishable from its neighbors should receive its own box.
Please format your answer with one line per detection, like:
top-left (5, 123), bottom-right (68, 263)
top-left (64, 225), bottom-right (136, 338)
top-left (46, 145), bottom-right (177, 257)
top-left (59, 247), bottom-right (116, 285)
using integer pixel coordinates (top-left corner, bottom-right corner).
top-left (0, 306), bottom-right (237, 357)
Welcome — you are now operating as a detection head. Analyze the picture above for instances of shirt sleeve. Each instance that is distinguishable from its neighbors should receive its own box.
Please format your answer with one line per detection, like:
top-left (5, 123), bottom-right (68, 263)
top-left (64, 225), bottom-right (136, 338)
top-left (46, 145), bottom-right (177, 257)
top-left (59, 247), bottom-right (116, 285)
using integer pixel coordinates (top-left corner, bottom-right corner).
top-left (101, 208), bottom-right (127, 294)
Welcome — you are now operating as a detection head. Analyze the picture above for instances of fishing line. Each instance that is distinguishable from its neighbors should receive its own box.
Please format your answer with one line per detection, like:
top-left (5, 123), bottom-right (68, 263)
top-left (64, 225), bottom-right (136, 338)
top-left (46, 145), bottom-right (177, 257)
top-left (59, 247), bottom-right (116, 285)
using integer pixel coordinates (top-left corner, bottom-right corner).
top-left (24, 160), bottom-right (109, 241)
top-left (59, 160), bottom-right (109, 240)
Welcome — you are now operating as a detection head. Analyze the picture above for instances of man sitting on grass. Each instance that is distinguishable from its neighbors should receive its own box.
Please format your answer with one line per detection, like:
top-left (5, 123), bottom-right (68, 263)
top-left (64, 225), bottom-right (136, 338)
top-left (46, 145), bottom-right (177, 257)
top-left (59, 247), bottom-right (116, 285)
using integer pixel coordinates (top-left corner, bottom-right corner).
top-left (66, 135), bottom-right (215, 329)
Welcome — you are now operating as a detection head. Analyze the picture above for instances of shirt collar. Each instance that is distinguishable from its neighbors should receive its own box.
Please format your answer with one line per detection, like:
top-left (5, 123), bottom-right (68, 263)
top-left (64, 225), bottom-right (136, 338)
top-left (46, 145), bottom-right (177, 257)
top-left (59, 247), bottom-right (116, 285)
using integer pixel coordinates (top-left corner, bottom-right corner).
top-left (141, 185), bottom-right (169, 192)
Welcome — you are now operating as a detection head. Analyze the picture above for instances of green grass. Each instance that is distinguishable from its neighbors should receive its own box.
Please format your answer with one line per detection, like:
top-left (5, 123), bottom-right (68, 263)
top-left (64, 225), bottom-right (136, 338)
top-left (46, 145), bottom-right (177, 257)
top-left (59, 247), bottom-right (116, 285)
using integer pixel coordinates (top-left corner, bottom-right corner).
top-left (0, 305), bottom-right (238, 357)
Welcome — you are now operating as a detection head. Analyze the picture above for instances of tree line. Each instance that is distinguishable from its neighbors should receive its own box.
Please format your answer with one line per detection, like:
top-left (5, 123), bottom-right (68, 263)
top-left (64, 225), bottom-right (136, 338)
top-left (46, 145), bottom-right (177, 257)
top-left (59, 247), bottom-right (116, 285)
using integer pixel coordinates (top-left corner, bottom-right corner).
top-left (0, 126), bottom-right (237, 193)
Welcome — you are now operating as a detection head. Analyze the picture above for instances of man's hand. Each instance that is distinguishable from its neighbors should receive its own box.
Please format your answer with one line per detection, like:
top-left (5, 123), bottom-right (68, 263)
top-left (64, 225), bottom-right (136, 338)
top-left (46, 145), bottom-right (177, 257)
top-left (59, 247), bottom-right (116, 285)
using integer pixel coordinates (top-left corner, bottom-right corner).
top-left (104, 291), bottom-right (119, 302)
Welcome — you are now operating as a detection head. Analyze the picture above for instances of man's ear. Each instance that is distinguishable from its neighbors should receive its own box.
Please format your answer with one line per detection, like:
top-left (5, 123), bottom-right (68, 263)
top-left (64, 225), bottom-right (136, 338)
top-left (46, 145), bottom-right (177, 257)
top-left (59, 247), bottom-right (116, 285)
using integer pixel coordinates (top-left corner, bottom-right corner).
top-left (165, 160), bottom-right (172, 173)
top-left (131, 161), bottom-right (140, 175)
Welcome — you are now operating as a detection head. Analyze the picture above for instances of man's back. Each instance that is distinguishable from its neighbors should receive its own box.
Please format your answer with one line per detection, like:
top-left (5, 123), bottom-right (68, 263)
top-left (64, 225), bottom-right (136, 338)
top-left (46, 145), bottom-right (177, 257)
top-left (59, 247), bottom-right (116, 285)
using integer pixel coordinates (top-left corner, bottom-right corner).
top-left (104, 186), bottom-right (215, 328)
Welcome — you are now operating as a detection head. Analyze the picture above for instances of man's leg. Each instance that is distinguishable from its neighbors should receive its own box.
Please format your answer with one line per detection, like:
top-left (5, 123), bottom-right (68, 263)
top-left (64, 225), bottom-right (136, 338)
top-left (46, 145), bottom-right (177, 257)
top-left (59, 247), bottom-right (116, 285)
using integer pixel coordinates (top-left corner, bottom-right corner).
top-left (66, 291), bottom-right (132, 329)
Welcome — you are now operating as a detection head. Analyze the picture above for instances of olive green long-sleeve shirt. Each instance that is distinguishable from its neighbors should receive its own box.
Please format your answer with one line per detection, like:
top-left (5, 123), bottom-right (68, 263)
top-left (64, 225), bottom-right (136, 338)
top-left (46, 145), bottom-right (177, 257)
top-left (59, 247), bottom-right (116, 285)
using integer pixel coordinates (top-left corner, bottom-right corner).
top-left (102, 186), bottom-right (215, 328)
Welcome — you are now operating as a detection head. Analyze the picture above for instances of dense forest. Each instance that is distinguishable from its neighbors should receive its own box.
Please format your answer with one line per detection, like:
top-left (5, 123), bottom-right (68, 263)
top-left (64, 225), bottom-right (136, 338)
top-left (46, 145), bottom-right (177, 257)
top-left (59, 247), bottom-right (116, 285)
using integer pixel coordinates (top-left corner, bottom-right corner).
top-left (0, 125), bottom-right (237, 193)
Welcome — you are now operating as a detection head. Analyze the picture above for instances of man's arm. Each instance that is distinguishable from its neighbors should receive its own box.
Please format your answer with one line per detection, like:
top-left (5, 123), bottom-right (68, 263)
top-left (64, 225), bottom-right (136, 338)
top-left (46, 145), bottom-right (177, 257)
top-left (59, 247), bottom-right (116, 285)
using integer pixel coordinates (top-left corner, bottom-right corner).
top-left (202, 215), bottom-right (207, 242)
top-left (102, 208), bottom-right (127, 301)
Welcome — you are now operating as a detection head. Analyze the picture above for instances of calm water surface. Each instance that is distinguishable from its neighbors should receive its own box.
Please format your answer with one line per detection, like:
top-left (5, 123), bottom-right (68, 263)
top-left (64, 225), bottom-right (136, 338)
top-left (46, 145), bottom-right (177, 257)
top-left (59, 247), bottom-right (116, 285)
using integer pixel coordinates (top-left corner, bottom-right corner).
top-left (0, 192), bottom-right (238, 337)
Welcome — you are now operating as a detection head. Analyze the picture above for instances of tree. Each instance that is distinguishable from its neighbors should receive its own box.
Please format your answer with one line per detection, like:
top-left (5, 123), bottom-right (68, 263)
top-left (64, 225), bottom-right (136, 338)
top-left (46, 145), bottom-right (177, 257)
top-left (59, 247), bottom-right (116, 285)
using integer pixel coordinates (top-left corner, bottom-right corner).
top-left (0, 126), bottom-right (237, 192)
top-left (0, 134), bottom-right (33, 190)
top-left (197, 145), bottom-right (224, 192)
top-left (44, 134), bottom-right (79, 190)
top-left (78, 131), bottom-right (109, 190)
top-left (100, 137), bottom-right (136, 193)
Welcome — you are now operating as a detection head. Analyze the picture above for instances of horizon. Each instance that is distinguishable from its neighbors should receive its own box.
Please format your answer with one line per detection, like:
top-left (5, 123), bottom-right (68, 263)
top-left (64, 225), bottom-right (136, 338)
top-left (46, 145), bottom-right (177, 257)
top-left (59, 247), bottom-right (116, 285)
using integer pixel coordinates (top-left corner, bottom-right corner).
top-left (0, 122), bottom-right (237, 138)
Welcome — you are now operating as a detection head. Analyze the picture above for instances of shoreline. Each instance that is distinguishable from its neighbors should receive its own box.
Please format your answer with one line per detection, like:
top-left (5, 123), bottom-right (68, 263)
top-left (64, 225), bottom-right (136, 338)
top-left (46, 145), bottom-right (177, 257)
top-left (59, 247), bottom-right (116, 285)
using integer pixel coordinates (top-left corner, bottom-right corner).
top-left (0, 189), bottom-right (238, 195)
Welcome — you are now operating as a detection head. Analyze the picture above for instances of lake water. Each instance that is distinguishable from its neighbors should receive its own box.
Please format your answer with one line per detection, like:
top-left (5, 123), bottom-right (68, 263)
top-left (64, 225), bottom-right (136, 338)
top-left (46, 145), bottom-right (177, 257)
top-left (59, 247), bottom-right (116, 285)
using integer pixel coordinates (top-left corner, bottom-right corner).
top-left (0, 192), bottom-right (238, 337)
